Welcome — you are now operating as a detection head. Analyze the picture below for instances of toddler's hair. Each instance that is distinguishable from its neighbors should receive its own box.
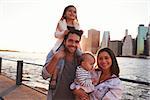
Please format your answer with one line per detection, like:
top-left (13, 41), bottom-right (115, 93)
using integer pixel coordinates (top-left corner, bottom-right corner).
top-left (79, 52), bottom-right (95, 64)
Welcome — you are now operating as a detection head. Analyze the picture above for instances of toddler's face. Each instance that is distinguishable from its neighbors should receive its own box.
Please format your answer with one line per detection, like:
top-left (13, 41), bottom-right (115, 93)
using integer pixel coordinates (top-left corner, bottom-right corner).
top-left (82, 55), bottom-right (95, 71)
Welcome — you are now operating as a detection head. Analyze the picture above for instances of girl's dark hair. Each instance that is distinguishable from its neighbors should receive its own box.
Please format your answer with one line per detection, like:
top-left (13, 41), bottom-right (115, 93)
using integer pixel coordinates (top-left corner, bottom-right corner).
top-left (61, 5), bottom-right (78, 20)
top-left (97, 48), bottom-right (120, 77)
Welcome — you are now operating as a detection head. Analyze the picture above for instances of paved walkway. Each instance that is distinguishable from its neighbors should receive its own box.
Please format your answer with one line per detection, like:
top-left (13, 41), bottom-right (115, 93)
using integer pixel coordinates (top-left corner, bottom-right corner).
top-left (0, 75), bottom-right (47, 100)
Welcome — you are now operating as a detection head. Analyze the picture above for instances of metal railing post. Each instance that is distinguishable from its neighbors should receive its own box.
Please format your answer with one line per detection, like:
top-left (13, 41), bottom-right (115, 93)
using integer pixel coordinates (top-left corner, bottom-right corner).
top-left (0, 57), bottom-right (2, 74)
top-left (16, 60), bottom-right (23, 85)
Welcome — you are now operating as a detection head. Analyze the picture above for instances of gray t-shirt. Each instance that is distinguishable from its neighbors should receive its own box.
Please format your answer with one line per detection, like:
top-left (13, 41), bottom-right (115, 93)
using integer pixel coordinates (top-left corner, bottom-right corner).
top-left (53, 57), bottom-right (78, 100)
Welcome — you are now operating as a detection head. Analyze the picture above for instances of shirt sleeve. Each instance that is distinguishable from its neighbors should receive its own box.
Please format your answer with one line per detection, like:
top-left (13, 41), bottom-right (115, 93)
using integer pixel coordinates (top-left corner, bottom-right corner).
top-left (76, 67), bottom-right (93, 87)
top-left (41, 50), bottom-right (53, 80)
top-left (55, 30), bottom-right (65, 39)
top-left (42, 65), bottom-right (52, 80)
top-left (55, 20), bottom-right (67, 39)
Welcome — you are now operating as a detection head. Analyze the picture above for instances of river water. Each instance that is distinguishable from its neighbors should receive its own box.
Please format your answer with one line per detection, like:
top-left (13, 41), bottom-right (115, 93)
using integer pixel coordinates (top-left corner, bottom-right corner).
top-left (0, 51), bottom-right (150, 100)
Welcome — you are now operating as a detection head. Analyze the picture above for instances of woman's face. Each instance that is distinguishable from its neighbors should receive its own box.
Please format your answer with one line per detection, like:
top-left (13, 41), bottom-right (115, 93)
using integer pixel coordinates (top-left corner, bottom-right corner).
top-left (97, 51), bottom-right (112, 71)
top-left (65, 7), bottom-right (77, 20)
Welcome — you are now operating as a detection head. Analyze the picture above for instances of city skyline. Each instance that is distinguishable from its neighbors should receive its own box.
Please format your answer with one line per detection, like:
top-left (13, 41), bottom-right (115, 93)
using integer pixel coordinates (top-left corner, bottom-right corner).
top-left (0, 0), bottom-right (149, 52)
top-left (81, 24), bottom-right (150, 56)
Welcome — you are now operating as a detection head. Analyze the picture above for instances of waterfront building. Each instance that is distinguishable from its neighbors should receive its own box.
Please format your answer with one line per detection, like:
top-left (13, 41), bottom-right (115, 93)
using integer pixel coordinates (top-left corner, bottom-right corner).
top-left (88, 29), bottom-right (100, 54)
top-left (100, 31), bottom-right (110, 49)
top-left (81, 35), bottom-right (90, 52)
top-left (132, 39), bottom-right (137, 55)
top-left (122, 29), bottom-right (133, 56)
top-left (109, 40), bottom-right (122, 56)
top-left (136, 24), bottom-right (148, 55)
top-left (81, 29), bottom-right (100, 54)
top-left (146, 24), bottom-right (150, 56)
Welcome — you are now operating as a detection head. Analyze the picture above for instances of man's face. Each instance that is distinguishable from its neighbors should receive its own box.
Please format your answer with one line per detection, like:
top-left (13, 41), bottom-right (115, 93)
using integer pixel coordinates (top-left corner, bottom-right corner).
top-left (64, 33), bottom-right (80, 54)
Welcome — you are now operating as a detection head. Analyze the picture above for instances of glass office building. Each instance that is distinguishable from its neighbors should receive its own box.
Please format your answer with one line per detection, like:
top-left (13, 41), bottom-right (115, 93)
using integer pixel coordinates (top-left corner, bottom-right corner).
top-left (137, 24), bottom-right (148, 55)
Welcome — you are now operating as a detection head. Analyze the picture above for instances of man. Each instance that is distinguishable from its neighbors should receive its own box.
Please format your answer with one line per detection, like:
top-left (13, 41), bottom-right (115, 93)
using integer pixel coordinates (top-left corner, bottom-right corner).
top-left (42, 30), bottom-right (89, 100)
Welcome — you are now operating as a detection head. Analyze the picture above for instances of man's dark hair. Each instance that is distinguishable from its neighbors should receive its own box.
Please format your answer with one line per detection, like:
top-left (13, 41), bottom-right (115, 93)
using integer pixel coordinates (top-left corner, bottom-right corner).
top-left (64, 29), bottom-right (83, 41)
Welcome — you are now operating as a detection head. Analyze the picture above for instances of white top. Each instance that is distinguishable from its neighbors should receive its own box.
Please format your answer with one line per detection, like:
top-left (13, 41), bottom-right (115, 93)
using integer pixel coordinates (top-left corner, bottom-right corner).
top-left (90, 71), bottom-right (123, 100)
top-left (70, 66), bottom-right (95, 93)
top-left (52, 19), bottom-right (80, 53)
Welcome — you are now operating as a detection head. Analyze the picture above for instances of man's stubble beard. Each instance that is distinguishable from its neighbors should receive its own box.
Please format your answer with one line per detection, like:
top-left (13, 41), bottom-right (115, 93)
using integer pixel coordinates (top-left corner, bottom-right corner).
top-left (64, 46), bottom-right (77, 55)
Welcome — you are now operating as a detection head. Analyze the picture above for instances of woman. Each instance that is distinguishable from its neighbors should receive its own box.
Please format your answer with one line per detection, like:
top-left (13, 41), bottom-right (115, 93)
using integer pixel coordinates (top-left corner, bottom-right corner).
top-left (90, 48), bottom-right (123, 100)
top-left (74, 48), bottom-right (123, 100)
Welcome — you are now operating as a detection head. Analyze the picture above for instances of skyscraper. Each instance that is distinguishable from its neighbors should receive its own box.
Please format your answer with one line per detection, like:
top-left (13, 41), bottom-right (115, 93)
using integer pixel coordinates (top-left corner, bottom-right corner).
top-left (88, 29), bottom-right (100, 54)
top-left (122, 29), bottom-right (133, 56)
top-left (100, 31), bottom-right (110, 48)
top-left (146, 24), bottom-right (150, 56)
top-left (109, 40), bottom-right (122, 56)
top-left (136, 24), bottom-right (148, 55)
top-left (81, 35), bottom-right (89, 52)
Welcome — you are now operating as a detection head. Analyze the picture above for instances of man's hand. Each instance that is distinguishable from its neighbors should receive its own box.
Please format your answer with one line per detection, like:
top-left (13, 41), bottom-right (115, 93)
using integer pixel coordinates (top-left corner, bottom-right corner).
top-left (46, 49), bottom-right (65, 75)
top-left (54, 49), bottom-right (66, 60)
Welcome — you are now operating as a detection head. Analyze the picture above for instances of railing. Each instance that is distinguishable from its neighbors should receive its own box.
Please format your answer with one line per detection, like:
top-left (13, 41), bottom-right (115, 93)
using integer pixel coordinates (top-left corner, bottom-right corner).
top-left (0, 57), bottom-right (44, 86)
top-left (0, 57), bottom-right (150, 86)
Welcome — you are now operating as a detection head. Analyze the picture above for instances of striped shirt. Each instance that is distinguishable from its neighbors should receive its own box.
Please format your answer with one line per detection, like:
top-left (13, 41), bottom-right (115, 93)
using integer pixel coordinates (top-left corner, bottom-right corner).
top-left (70, 66), bottom-right (95, 93)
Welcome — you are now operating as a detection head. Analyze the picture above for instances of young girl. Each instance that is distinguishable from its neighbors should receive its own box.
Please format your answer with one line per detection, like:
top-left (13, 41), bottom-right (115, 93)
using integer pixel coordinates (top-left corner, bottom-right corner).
top-left (52, 5), bottom-right (80, 53)
top-left (49, 5), bottom-right (82, 90)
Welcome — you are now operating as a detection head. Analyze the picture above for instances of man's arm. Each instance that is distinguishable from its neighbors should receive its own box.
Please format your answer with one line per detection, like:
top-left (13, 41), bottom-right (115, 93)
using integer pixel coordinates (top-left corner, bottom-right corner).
top-left (46, 50), bottom-right (65, 75)
top-left (42, 50), bottom-right (65, 79)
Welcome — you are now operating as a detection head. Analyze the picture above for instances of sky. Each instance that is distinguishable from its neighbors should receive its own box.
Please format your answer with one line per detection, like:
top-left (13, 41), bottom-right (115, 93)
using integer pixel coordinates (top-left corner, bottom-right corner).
top-left (0, 0), bottom-right (150, 52)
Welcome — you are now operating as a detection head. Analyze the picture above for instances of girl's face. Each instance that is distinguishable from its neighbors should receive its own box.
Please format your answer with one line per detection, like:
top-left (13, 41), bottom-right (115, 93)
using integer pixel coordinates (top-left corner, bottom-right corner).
top-left (97, 51), bottom-right (112, 71)
top-left (65, 7), bottom-right (77, 20)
